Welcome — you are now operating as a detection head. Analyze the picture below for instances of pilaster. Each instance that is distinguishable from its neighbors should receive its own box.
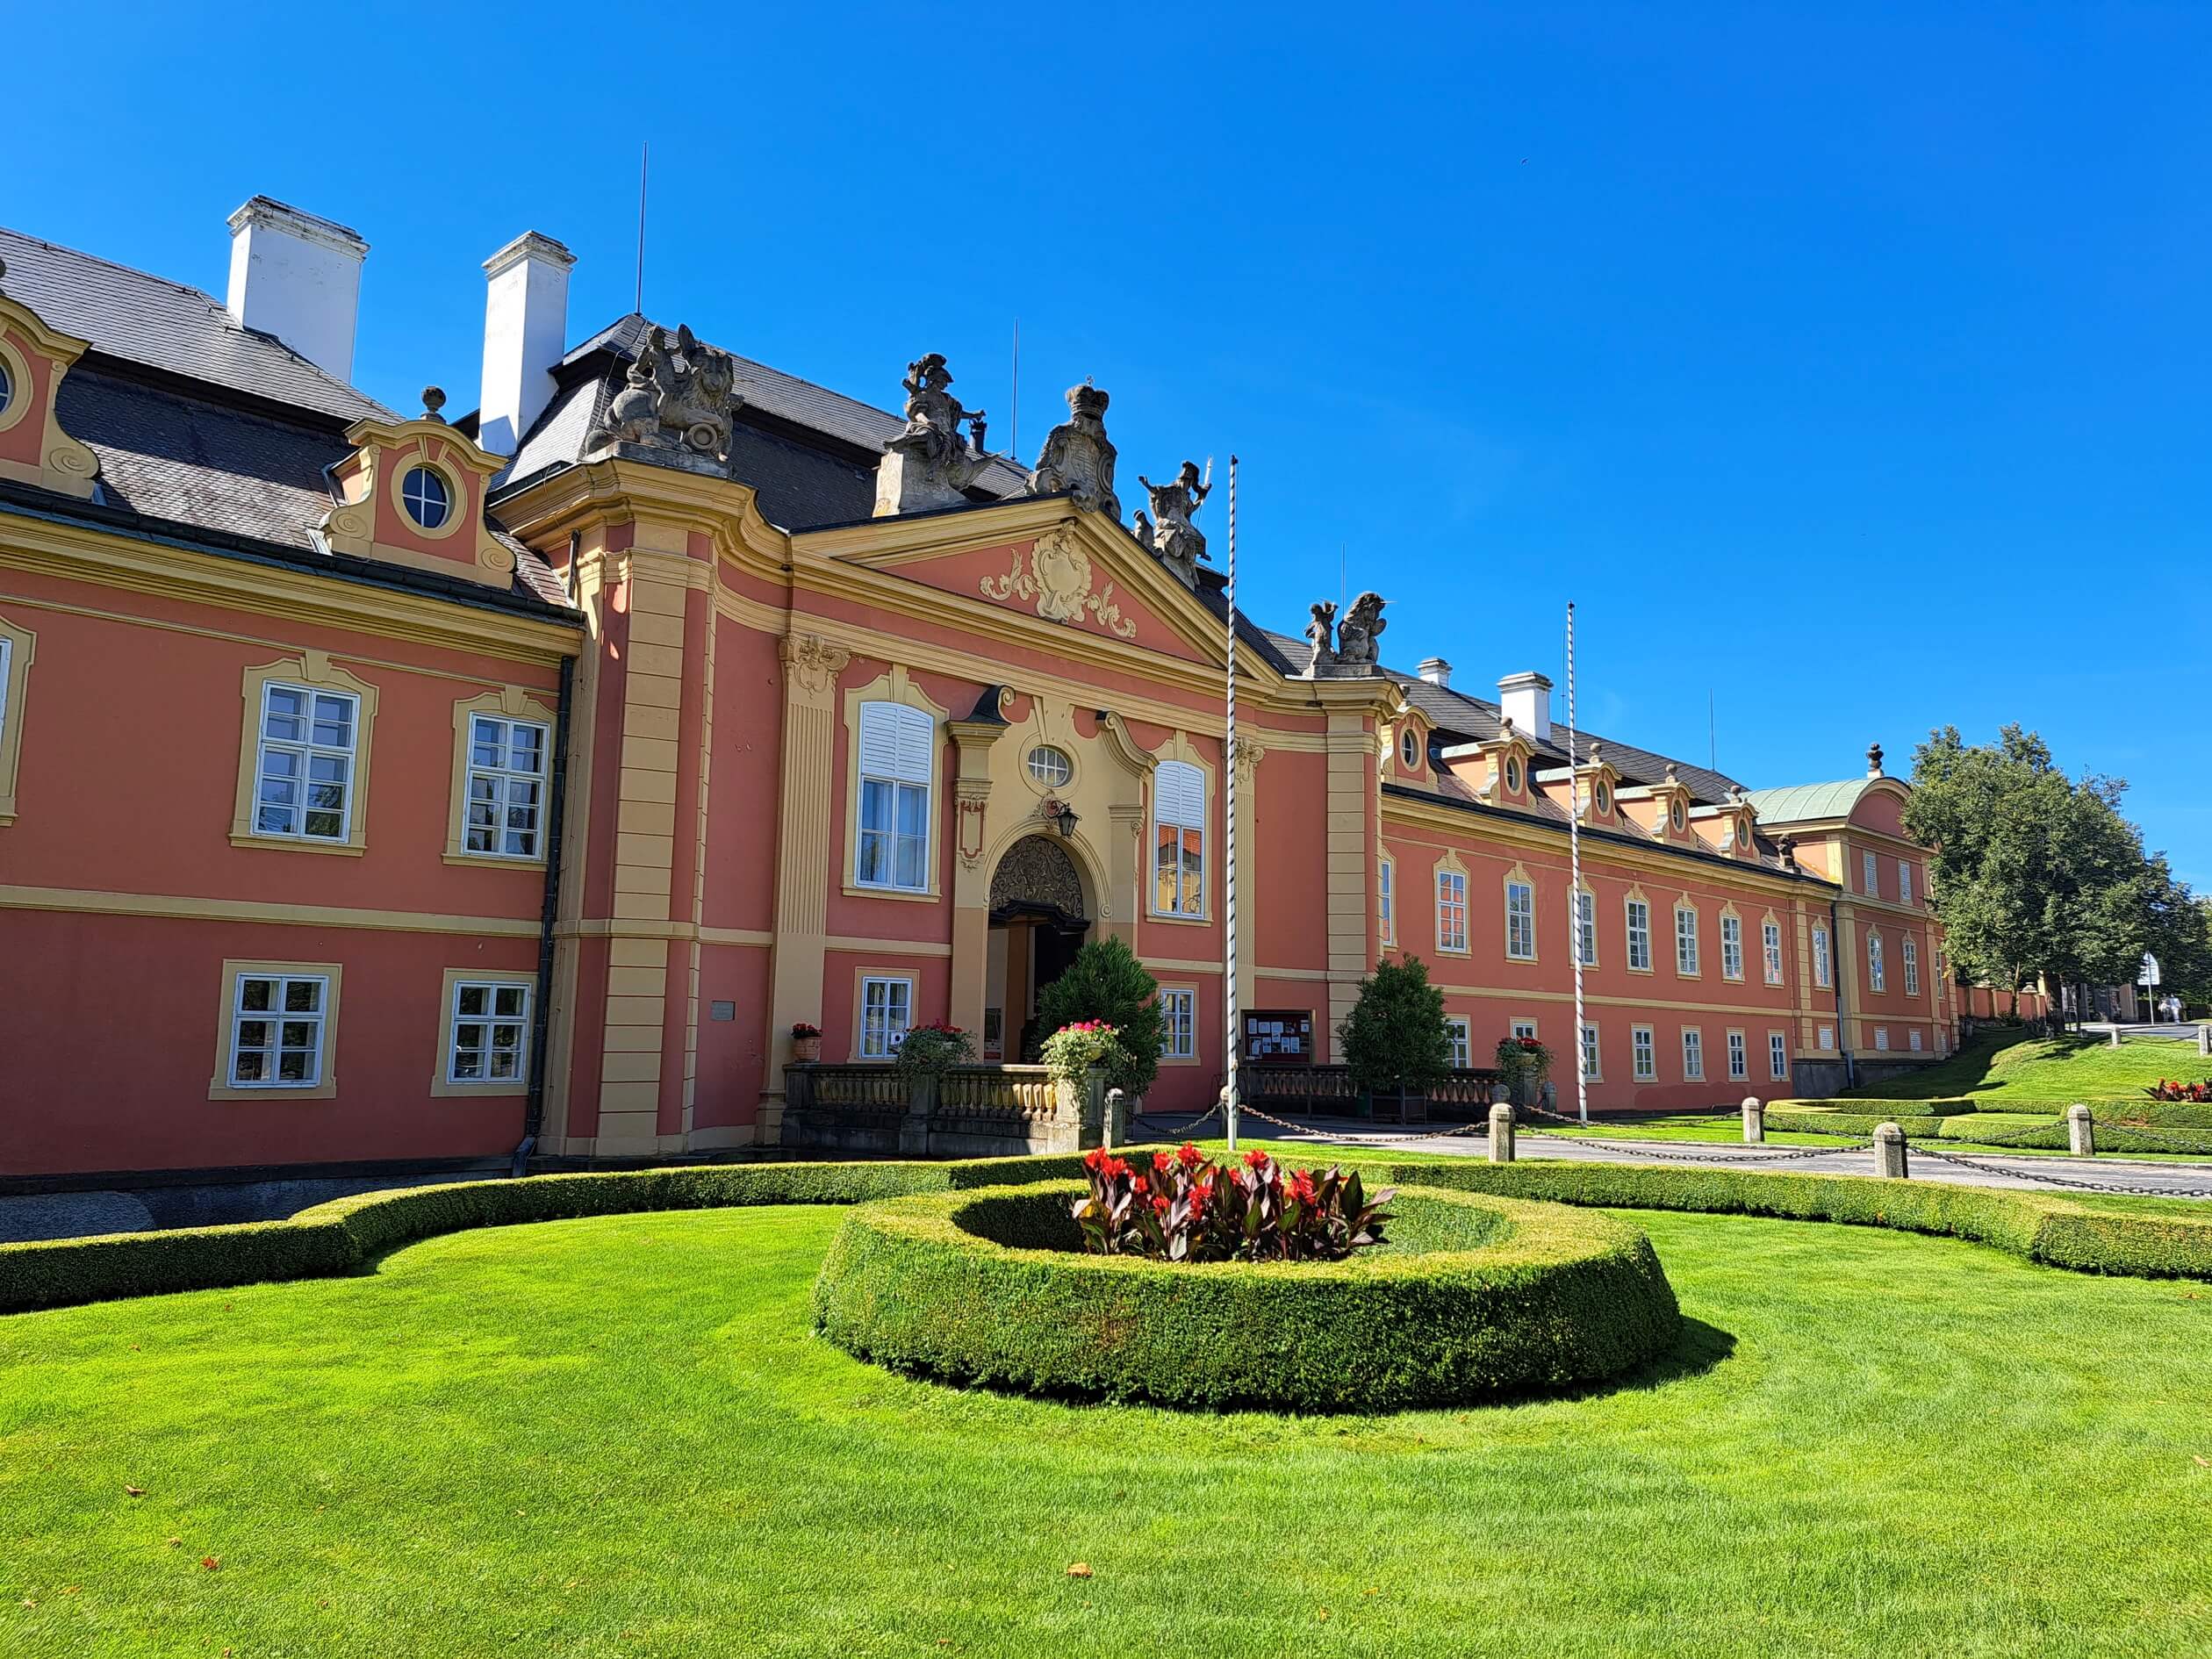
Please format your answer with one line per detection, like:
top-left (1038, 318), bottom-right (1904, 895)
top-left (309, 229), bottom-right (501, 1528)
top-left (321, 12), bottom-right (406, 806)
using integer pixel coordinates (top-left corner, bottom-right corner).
top-left (1323, 711), bottom-right (1375, 1046)
top-left (946, 699), bottom-right (1009, 1037)
top-left (1231, 734), bottom-right (1266, 1018)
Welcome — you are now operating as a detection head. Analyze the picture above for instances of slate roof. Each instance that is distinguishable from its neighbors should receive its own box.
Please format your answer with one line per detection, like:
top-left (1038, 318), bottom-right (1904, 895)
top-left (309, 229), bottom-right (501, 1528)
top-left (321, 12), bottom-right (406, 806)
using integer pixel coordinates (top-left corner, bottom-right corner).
top-left (0, 226), bottom-right (390, 426)
top-left (1741, 779), bottom-right (1885, 825)
top-left (0, 226), bottom-right (572, 614)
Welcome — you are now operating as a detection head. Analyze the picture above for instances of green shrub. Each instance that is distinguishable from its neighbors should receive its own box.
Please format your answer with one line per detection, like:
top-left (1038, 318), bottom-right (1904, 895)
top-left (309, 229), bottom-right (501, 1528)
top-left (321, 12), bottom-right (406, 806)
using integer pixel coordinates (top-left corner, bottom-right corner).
top-left (811, 1182), bottom-right (1681, 1410)
top-left (0, 1153), bottom-right (1097, 1316)
top-left (1767, 1110), bottom-right (1952, 1139)
top-left (1033, 937), bottom-right (1163, 1096)
top-left (1377, 1160), bottom-right (2212, 1281)
top-left (1338, 955), bottom-right (1451, 1097)
top-left (1768, 1096), bottom-right (1981, 1117)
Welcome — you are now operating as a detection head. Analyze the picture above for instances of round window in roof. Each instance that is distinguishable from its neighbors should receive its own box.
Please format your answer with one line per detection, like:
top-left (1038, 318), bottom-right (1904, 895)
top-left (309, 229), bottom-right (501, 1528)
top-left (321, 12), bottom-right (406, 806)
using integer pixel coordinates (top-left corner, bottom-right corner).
top-left (1400, 729), bottom-right (1420, 770)
top-left (1024, 744), bottom-right (1074, 788)
top-left (1505, 758), bottom-right (1522, 793)
top-left (1594, 780), bottom-right (1611, 813)
top-left (0, 360), bottom-right (12, 421)
top-left (1735, 818), bottom-right (1751, 848)
top-left (1670, 800), bottom-right (1686, 831)
top-left (401, 465), bottom-right (451, 531)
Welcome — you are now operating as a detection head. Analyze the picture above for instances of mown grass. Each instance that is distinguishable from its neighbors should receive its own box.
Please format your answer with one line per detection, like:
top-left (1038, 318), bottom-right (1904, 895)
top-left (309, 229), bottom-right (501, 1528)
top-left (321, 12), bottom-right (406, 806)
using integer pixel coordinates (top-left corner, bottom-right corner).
top-left (4, 1202), bottom-right (2210, 1657)
top-left (1849, 1031), bottom-right (2211, 1104)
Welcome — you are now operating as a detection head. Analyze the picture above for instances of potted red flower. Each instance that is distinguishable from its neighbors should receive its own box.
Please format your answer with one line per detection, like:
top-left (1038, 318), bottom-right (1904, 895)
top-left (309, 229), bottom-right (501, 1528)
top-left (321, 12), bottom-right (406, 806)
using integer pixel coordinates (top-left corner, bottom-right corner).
top-left (790, 1021), bottom-right (822, 1063)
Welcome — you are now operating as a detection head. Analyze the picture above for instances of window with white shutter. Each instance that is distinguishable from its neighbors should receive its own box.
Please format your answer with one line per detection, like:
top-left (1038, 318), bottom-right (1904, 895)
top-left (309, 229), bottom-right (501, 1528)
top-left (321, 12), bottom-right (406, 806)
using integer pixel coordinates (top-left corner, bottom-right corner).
top-left (1153, 760), bottom-right (1205, 916)
top-left (856, 702), bottom-right (935, 891)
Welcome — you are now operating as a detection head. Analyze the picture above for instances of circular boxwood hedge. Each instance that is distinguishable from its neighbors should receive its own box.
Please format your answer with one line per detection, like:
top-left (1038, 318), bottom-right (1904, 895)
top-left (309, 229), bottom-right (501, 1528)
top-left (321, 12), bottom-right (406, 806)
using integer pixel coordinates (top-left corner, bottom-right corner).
top-left (810, 1181), bottom-right (1680, 1410)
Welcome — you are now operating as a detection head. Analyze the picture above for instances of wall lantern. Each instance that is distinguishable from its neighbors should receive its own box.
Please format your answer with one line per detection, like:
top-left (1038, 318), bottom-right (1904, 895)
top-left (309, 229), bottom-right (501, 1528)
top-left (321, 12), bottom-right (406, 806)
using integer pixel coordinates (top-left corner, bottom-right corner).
top-left (1045, 799), bottom-right (1080, 838)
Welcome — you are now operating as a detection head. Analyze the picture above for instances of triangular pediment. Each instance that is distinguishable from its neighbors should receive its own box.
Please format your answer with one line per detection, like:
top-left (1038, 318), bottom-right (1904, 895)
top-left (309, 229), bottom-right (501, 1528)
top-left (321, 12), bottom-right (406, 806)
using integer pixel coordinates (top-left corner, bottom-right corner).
top-left (794, 497), bottom-right (1234, 670)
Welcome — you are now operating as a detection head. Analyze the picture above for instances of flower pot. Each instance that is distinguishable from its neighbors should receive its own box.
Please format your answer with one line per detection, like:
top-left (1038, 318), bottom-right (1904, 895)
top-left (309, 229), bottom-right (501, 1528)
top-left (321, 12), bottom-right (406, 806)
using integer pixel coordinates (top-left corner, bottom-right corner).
top-left (792, 1035), bottom-right (822, 1063)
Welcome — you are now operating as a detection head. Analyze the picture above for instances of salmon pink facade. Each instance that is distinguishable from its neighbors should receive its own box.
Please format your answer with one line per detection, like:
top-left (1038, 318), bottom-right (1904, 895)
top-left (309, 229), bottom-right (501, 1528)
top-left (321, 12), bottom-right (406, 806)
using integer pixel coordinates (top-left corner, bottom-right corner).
top-left (0, 203), bottom-right (1959, 1182)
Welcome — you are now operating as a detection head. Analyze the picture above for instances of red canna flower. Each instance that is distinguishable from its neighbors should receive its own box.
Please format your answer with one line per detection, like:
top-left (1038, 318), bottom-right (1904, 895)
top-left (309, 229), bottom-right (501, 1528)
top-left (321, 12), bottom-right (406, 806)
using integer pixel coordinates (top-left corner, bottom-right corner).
top-left (1177, 1142), bottom-right (1203, 1168)
top-left (1153, 1150), bottom-right (1173, 1174)
top-left (1152, 1194), bottom-right (1169, 1214)
top-left (1084, 1147), bottom-right (1104, 1171)
top-left (1243, 1148), bottom-right (1269, 1169)
top-left (1131, 1174), bottom-right (1148, 1196)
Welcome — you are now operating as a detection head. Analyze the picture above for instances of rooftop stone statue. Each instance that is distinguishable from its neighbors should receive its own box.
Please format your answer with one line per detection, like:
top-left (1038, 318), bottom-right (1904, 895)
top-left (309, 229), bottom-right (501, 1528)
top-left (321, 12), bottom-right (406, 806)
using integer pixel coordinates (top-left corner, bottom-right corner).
top-left (875, 352), bottom-right (994, 515)
top-left (1027, 382), bottom-right (1120, 520)
top-left (591, 324), bottom-right (742, 469)
top-left (1132, 460), bottom-right (1210, 585)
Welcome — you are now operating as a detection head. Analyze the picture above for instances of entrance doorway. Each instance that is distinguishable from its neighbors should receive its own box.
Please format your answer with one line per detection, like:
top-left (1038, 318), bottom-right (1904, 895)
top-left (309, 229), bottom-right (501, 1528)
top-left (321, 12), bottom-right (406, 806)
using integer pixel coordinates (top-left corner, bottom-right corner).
top-left (983, 835), bottom-right (1090, 1062)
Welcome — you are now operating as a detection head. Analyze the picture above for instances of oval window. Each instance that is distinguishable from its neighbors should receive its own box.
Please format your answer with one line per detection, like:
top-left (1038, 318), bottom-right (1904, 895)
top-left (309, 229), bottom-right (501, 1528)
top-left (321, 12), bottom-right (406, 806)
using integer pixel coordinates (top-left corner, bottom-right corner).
top-left (0, 359), bottom-right (12, 420)
top-left (1735, 818), bottom-right (1750, 848)
top-left (1595, 780), bottom-right (1611, 813)
top-left (401, 465), bottom-right (451, 530)
top-left (1024, 744), bottom-right (1074, 787)
top-left (1670, 800), bottom-right (1686, 831)
top-left (1400, 729), bottom-right (1420, 769)
top-left (1505, 758), bottom-right (1522, 793)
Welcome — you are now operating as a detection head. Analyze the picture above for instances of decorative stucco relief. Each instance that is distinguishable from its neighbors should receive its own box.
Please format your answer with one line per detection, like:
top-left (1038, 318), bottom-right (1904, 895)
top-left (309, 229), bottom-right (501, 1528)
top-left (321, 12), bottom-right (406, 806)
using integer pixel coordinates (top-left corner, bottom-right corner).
top-left (978, 527), bottom-right (1138, 640)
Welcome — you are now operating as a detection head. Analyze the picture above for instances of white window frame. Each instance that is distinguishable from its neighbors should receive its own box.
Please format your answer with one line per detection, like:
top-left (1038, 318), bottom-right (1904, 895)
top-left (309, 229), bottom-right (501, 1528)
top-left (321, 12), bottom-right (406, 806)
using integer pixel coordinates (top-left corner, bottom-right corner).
top-left (446, 979), bottom-right (532, 1087)
top-left (1437, 869), bottom-right (1469, 953)
top-left (1505, 879), bottom-right (1536, 961)
top-left (1813, 925), bottom-right (1832, 988)
top-left (1903, 937), bottom-right (1920, 997)
top-left (1626, 898), bottom-right (1652, 972)
top-left (1682, 1027), bottom-right (1705, 1081)
top-left (1768, 1031), bottom-right (1789, 1081)
top-left (462, 713), bottom-right (549, 859)
top-left (1378, 858), bottom-right (1395, 945)
top-left (855, 701), bottom-right (935, 894)
top-left (1727, 1029), bottom-right (1748, 1081)
top-left (1864, 850), bottom-right (1879, 897)
top-left (1818, 1023), bottom-right (1836, 1052)
top-left (227, 971), bottom-right (331, 1088)
top-left (1763, 920), bottom-right (1785, 986)
top-left (1511, 1018), bottom-right (1540, 1042)
top-left (1874, 1026), bottom-right (1891, 1052)
top-left (1152, 759), bottom-right (1207, 917)
top-left (1909, 1028), bottom-right (1923, 1052)
top-left (1868, 931), bottom-right (1886, 994)
top-left (1675, 904), bottom-right (1700, 976)
top-left (859, 975), bottom-right (915, 1059)
top-left (1631, 1025), bottom-right (1657, 1081)
top-left (252, 680), bottom-right (360, 843)
top-left (1446, 1016), bottom-right (1470, 1069)
top-left (1578, 1021), bottom-right (1601, 1081)
top-left (1575, 889), bottom-right (1597, 967)
top-left (1160, 988), bottom-right (1196, 1060)
top-left (1898, 860), bottom-right (1914, 906)
top-left (1720, 915), bottom-right (1744, 981)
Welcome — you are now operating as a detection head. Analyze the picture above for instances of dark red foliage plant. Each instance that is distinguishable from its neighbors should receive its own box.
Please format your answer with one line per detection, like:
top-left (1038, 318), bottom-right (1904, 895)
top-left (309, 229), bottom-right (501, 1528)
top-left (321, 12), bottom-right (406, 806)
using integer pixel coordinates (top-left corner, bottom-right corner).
top-left (2144, 1079), bottom-right (2212, 1102)
top-left (1071, 1144), bottom-right (1395, 1263)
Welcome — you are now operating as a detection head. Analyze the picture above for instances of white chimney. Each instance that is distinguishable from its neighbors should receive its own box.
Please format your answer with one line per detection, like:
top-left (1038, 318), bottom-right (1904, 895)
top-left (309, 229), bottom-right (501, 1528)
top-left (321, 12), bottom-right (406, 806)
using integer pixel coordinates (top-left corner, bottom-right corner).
top-left (225, 197), bottom-right (368, 382)
top-left (1497, 671), bottom-right (1553, 743)
top-left (478, 232), bottom-right (576, 456)
top-left (1418, 657), bottom-right (1453, 687)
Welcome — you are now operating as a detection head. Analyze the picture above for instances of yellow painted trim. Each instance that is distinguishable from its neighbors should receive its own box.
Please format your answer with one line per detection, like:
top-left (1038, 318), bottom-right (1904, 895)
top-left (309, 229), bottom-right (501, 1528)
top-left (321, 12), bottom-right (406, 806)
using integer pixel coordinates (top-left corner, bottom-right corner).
top-left (1502, 860), bottom-right (1538, 963)
top-left (229, 652), bottom-right (380, 853)
top-left (825, 935), bottom-right (954, 959)
top-left (1141, 956), bottom-right (1225, 975)
top-left (0, 881), bottom-right (538, 937)
top-left (208, 957), bottom-right (344, 1101)
top-left (444, 684), bottom-right (558, 865)
top-left (1672, 895), bottom-right (1702, 979)
top-left (0, 609), bottom-right (34, 823)
top-left (0, 333), bottom-right (33, 438)
top-left (430, 966), bottom-right (535, 1097)
top-left (1433, 848), bottom-right (1469, 955)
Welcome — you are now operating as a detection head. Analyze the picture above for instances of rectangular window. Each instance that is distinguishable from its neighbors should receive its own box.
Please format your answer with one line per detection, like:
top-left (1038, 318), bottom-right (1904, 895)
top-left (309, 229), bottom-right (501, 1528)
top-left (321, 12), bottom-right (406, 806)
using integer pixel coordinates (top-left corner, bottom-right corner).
top-left (1631, 1025), bottom-right (1656, 1081)
top-left (856, 702), bottom-right (934, 892)
top-left (1874, 1026), bottom-right (1891, 1052)
top-left (1505, 880), bottom-right (1536, 960)
top-left (1511, 1018), bottom-right (1539, 1044)
top-left (1813, 925), bottom-right (1832, 988)
top-left (1818, 1023), bottom-right (1835, 1052)
top-left (1727, 1030), bottom-right (1748, 1081)
top-left (1626, 899), bottom-right (1652, 971)
top-left (1763, 921), bottom-right (1784, 986)
top-left (1579, 1022), bottom-right (1600, 1081)
top-left (859, 976), bottom-right (914, 1059)
top-left (253, 682), bottom-right (358, 841)
top-left (1898, 860), bottom-right (1914, 906)
top-left (1378, 859), bottom-right (1395, 945)
top-left (1160, 988), bottom-right (1196, 1059)
top-left (463, 714), bottom-right (549, 858)
top-left (1676, 906), bottom-right (1699, 975)
top-left (1864, 850), bottom-right (1879, 897)
top-left (1682, 1028), bottom-right (1705, 1081)
top-left (1153, 759), bottom-right (1206, 916)
top-left (1868, 932), bottom-right (1886, 993)
top-left (1909, 1028), bottom-right (1923, 1052)
top-left (1720, 915), bottom-right (1744, 981)
top-left (1576, 890), bottom-right (1597, 966)
top-left (0, 636), bottom-right (12, 750)
top-left (1446, 1017), bottom-right (1470, 1069)
top-left (1769, 1031), bottom-right (1789, 1081)
top-left (1437, 870), bottom-right (1468, 952)
top-left (229, 972), bottom-right (329, 1087)
top-left (448, 980), bottom-right (530, 1085)
top-left (1903, 937), bottom-right (1920, 997)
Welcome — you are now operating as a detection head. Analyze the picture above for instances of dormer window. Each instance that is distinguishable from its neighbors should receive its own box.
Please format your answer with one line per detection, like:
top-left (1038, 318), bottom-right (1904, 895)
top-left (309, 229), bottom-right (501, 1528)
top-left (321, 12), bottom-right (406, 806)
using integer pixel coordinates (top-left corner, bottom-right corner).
top-left (401, 465), bottom-right (451, 530)
top-left (1734, 817), bottom-right (1750, 849)
top-left (1505, 757), bottom-right (1523, 793)
top-left (1400, 729), bottom-right (1419, 770)
top-left (1595, 780), bottom-right (1611, 814)
top-left (0, 360), bottom-right (11, 420)
top-left (1670, 800), bottom-right (1685, 832)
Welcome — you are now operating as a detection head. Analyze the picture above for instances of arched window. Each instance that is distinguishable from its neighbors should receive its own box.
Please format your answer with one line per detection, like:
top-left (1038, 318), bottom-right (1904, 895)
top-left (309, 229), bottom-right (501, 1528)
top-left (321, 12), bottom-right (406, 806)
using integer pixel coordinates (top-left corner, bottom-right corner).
top-left (1153, 759), bottom-right (1205, 916)
top-left (856, 700), bottom-right (935, 891)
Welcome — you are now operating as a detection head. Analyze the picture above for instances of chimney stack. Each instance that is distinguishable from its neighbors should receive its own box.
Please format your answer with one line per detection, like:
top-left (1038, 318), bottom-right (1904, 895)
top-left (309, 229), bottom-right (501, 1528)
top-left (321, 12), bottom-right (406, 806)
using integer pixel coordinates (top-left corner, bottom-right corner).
top-left (225, 197), bottom-right (368, 382)
top-left (478, 232), bottom-right (576, 456)
top-left (1418, 657), bottom-right (1452, 688)
top-left (1497, 671), bottom-right (1553, 744)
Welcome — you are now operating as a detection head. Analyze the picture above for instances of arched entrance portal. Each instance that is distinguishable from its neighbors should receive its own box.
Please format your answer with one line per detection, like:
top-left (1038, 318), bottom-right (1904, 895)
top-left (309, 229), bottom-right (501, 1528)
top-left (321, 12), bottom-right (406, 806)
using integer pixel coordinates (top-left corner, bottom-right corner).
top-left (984, 835), bottom-right (1091, 1062)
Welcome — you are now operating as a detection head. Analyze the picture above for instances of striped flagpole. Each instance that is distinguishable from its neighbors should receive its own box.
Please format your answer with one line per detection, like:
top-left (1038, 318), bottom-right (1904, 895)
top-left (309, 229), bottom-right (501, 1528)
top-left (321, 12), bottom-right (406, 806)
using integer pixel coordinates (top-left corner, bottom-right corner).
top-left (1566, 601), bottom-right (1589, 1124)
top-left (1224, 456), bottom-right (1241, 1153)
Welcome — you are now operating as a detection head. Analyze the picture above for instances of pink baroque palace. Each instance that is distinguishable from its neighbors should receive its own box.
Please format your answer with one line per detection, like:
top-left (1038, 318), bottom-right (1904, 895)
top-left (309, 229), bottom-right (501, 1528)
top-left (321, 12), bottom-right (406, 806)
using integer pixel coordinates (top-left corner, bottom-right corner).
top-left (0, 198), bottom-right (1960, 1187)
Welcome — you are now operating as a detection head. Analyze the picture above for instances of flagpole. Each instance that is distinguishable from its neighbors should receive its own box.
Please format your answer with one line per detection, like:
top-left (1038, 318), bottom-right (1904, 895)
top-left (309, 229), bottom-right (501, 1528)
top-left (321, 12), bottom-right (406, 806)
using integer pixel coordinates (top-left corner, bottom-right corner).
top-left (1565, 601), bottom-right (1589, 1124)
top-left (1224, 456), bottom-right (1241, 1153)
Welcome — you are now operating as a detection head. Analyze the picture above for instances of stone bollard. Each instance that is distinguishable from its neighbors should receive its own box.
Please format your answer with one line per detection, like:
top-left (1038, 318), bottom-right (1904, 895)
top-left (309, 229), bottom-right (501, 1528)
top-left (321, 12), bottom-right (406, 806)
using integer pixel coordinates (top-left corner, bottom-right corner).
top-left (2199, 1023), bottom-right (2210, 1058)
top-left (1873, 1121), bottom-right (1909, 1180)
top-left (2067, 1102), bottom-right (2094, 1157)
top-left (1742, 1095), bottom-right (1764, 1144)
top-left (1488, 1102), bottom-right (1516, 1163)
top-left (1104, 1088), bottom-right (1126, 1151)
top-left (2109, 1024), bottom-right (2122, 1047)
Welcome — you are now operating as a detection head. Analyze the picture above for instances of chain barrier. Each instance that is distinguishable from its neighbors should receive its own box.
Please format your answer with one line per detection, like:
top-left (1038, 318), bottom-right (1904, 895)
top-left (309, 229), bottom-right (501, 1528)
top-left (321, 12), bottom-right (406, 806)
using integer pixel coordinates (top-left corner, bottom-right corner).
top-left (1130, 1100), bottom-right (1224, 1140)
top-left (1910, 1141), bottom-right (2212, 1200)
top-left (1519, 1131), bottom-right (1878, 1165)
top-left (1231, 1102), bottom-right (1499, 1147)
top-left (2089, 1119), bottom-right (2212, 1153)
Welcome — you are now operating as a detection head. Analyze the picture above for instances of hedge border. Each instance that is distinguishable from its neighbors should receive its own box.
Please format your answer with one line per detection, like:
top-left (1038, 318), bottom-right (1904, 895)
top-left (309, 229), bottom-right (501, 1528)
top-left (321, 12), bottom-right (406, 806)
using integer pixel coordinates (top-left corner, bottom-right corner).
top-left (1372, 1159), bottom-right (2212, 1280)
top-left (1767, 1107), bottom-right (2212, 1154)
top-left (0, 1153), bottom-right (1092, 1316)
top-left (809, 1182), bottom-right (1681, 1410)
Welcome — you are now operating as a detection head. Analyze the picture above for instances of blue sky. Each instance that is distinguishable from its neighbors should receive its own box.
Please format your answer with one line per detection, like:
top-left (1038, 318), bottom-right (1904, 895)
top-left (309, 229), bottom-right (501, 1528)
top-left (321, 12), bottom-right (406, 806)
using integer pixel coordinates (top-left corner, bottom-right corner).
top-left (9, 4), bottom-right (2208, 881)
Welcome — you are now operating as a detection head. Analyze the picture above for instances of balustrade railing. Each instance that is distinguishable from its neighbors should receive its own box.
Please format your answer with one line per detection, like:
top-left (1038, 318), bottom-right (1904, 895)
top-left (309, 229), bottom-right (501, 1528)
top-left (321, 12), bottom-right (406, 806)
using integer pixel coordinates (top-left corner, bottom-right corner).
top-left (1239, 1064), bottom-right (1502, 1119)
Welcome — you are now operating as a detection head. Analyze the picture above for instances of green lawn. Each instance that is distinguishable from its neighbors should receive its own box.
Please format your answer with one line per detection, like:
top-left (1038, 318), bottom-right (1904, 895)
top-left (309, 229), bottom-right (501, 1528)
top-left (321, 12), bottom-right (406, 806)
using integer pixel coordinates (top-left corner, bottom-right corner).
top-left (1849, 1031), bottom-right (2211, 1104)
top-left (5, 1203), bottom-right (2211, 1656)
